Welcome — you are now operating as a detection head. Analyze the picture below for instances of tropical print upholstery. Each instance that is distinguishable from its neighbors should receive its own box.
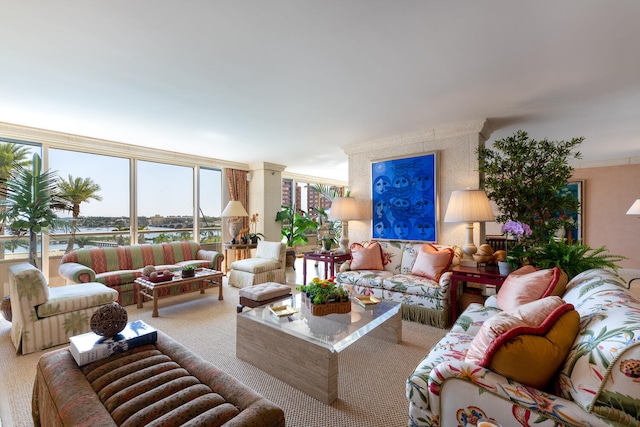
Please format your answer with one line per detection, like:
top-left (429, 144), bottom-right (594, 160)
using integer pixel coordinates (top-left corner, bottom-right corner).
top-left (406, 269), bottom-right (640, 426)
top-left (59, 242), bottom-right (223, 305)
top-left (228, 241), bottom-right (286, 288)
top-left (32, 331), bottom-right (286, 427)
top-left (336, 241), bottom-right (460, 328)
top-left (9, 263), bottom-right (118, 355)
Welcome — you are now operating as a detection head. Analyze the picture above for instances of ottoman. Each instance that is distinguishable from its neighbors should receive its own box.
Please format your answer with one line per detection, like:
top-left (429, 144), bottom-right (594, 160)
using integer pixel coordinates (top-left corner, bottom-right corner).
top-left (236, 282), bottom-right (292, 313)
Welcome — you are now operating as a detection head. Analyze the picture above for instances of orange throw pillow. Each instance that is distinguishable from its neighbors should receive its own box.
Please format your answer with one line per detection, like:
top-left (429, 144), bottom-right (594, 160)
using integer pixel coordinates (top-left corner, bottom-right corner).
top-left (465, 296), bottom-right (580, 389)
top-left (350, 242), bottom-right (384, 270)
top-left (411, 244), bottom-right (454, 281)
top-left (496, 266), bottom-right (567, 311)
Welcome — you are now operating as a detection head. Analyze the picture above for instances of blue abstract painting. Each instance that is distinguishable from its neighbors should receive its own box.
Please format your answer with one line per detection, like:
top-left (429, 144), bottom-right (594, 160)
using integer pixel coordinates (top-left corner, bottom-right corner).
top-left (371, 153), bottom-right (437, 242)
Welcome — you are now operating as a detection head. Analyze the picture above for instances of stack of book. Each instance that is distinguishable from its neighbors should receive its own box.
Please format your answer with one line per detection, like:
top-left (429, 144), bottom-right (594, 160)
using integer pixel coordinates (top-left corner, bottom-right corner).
top-left (69, 320), bottom-right (158, 366)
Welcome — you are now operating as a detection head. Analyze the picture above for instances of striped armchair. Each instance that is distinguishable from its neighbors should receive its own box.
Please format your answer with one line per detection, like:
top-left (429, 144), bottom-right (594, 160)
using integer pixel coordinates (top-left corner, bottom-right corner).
top-left (58, 241), bottom-right (224, 306)
top-left (9, 263), bottom-right (118, 355)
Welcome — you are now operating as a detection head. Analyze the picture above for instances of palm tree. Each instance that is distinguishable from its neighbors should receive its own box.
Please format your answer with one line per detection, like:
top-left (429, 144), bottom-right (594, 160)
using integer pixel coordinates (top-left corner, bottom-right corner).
top-left (0, 143), bottom-right (32, 260)
top-left (58, 175), bottom-right (102, 253)
top-left (0, 154), bottom-right (72, 268)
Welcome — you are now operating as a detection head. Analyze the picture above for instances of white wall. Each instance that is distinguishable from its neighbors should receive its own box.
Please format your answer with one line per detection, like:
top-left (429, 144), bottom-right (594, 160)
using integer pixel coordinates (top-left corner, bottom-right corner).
top-left (342, 120), bottom-right (492, 246)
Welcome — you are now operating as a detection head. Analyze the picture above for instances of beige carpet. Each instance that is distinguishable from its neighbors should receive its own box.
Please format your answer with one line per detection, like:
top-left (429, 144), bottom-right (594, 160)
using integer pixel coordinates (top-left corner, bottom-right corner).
top-left (0, 282), bottom-right (447, 427)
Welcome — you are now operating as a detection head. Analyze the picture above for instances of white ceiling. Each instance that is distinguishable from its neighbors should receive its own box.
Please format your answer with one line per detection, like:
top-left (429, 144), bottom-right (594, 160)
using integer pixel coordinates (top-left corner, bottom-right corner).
top-left (1, 1), bottom-right (639, 182)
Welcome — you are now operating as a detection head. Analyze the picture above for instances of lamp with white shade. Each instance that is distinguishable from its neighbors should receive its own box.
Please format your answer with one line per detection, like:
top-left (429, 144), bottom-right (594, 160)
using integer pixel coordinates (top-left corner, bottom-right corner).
top-left (444, 189), bottom-right (495, 267)
top-left (328, 197), bottom-right (361, 253)
top-left (221, 200), bottom-right (249, 244)
top-left (627, 199), bottom-right (640, 217)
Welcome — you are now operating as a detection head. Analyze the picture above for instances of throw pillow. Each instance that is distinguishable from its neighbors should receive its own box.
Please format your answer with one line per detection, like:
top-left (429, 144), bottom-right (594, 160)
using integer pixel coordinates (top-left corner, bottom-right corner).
top-left (496, 265), bottom-right (567, 311)
top-left (465, 296), bottom-right (580, 389)
top-left (350, 242), bottom-right (384, 270)
top-left (411, 244), bottom-right (454, 281)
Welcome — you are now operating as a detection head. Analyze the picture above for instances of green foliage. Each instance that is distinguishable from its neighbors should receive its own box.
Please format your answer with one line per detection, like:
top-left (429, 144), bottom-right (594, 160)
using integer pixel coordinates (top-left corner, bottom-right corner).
top-left (275, 205), bottom-right (318, 247)
top-left (478, 130), bottom-right (583, 241)
top-left (297, 278), bottom-right (349, 304)
top-left (526, 238), bottom-right (626, 280)
top-left (0, 154), bottom-right (72, 268)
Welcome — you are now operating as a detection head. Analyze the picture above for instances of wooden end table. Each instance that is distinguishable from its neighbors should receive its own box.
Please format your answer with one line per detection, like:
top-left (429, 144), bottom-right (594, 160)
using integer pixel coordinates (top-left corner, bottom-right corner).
top-left (302, 251), bottom-right (351, 284)
top-left (450, 265), bottom-right (508, 322)
top-left (135, 268), bottom-right (224, 317)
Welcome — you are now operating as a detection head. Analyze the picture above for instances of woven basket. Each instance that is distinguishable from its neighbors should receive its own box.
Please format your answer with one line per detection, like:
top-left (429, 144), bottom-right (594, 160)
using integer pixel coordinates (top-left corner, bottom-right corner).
top-left (1, 295), bottom-right (11, 322)
top-left (304, 294), bottom-right (351, 316)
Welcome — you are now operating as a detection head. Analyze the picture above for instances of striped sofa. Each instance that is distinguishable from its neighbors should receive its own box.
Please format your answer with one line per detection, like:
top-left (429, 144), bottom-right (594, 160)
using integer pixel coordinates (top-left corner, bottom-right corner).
top-left (58, 242), bottom-right (224, 306)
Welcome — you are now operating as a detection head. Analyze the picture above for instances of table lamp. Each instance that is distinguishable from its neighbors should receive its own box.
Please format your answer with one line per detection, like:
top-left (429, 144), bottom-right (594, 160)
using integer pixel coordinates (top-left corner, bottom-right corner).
top-left (328, 197), bottom-right (361, 253)
top-left (221, 201), bottom-right (249, 243)
top-left (444, 189), bottom-right (495, 266)
top-left (627, 199), bottom-right (640, 217)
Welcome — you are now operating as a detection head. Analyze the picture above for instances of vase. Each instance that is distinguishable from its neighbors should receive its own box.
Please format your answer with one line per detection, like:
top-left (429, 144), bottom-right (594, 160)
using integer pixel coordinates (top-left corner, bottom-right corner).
top-left (498, 261), bottom-right (514, 276)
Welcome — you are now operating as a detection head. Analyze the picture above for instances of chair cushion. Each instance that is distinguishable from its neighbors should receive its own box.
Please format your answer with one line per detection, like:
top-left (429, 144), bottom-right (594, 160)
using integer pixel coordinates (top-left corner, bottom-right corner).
top-left (239, 282), bottom-right (291, 301)
top-left (37, 283), bottom-right (119, 318)
top-left (230, 258), bottom-right (282, 274)
top-left (496, 265), bottom-right (567, 311)
top-left (465, 296), bottom-right (580, 389)
top-left (410, 244), bottom-right (454, 281)
top-left (256, 242), bottom-right (285, 261)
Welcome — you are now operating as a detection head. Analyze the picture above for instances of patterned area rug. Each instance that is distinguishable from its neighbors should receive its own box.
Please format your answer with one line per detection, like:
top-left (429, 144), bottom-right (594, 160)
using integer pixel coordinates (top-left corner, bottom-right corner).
top-left (0, 280), bottom-right (447, 427)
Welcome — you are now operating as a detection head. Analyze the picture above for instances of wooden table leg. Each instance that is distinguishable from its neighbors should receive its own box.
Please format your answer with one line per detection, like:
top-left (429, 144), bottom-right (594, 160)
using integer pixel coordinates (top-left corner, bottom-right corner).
top-left (152, 288), bottom-right (159, 318)
top-left (136, 282), bottom-right (143, 309)
top-left (303, 256), bottom-right (308, 284)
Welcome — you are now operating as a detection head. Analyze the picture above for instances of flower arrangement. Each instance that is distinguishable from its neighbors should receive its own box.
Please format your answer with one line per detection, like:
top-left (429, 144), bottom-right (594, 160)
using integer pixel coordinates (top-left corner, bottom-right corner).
top-left (246, 213), bottom-right (264, 243)
top-left (297, 277), bottom-right (349, 305)
top-left (501, 220), bottom-right (532, 268)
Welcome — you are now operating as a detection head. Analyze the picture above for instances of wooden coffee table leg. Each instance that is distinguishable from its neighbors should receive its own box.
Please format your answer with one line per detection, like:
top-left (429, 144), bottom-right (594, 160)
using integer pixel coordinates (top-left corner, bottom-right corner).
top-left (152, 288), bottom-right (159, 317)
top-left (217, 277), bottom-right (224, 300)
top-left (136, 282), bottom-right (143, 309)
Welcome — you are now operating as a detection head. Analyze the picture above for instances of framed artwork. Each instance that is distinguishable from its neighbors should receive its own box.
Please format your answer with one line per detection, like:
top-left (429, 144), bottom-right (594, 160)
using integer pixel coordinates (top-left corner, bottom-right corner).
top-left (371, 152), bottom-right (438, 242)
top-left (560, 180), bottom-right (584, 242)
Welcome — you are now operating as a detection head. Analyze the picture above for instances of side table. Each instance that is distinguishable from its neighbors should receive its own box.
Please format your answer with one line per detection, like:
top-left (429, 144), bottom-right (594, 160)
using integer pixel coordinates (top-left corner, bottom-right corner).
top-left (302, 251), bottom-right (351, 284)
top-left (450, 265), bottom-right (508, 322)
top-left (224, 243), bottom-right (257, 271)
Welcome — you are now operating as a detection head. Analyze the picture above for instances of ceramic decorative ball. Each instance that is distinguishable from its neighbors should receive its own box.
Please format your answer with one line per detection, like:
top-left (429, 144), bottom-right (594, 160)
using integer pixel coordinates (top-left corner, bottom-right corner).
top-left (142, 265), bottom-right (156, 277)
top-left (90, 302), bottom-right (128, 337)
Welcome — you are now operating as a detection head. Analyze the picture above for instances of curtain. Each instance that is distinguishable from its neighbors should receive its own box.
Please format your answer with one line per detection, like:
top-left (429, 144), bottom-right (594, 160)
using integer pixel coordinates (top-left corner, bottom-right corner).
top-left (225, 168), bottom-right (249, 230)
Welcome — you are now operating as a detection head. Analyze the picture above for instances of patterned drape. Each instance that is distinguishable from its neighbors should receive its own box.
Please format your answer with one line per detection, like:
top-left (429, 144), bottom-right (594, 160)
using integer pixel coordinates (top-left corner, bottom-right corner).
top-left (225, 168), bottom-right (249, 230)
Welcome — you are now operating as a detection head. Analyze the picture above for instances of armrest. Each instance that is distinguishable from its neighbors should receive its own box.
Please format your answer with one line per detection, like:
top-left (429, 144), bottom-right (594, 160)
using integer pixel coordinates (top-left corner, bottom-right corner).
top-left (428, 361), bottom-right (599, 425)
top-left (439, 271), bottom-right (452, 289)
top-left (58, 262), bottom-right (96, 283)
top-left (197, 249), bottom-right (224, 271)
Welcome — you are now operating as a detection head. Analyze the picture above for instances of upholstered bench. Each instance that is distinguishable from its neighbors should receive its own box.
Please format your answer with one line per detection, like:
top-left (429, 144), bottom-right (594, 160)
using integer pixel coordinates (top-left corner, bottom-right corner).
top-left (237, 282), bottom-right (292, 313)
top-left (32, 330), bottom-right (286, 427)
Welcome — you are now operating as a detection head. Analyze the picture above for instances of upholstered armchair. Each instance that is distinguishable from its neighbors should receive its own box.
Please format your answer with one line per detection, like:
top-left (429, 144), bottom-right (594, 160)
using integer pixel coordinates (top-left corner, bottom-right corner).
top-left (9, 263), bottom-right (118, 355)
top-left (228, 241), bottom-right (287, 288)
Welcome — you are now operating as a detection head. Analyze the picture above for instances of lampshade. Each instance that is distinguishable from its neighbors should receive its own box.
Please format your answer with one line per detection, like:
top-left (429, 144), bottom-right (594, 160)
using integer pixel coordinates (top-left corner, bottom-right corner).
top-left (444, 190), bottom-right (495, 223)
top-left (221, 201), bottom-right (248, 217)
top-left (626, 199), bottom-right (640, 216)
top-left (328, 197), bottom-right (361, 221)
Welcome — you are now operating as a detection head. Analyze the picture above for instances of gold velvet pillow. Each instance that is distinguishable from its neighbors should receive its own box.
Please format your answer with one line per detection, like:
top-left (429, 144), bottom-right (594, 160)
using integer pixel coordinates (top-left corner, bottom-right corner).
top-left (465, 296), bottom-right (580, 389)
top-left (496, 266), bottom-right (568, 311)
top-left (411, 244), bottom-right (454, 281)
top-left (349, 242), bottom-right (384, 270)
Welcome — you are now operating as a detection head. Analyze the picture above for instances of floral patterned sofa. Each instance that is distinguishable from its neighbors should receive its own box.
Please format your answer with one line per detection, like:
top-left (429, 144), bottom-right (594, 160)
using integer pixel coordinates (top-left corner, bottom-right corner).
top-left (58, 241), bottom-right (223, 306)
top-left (406, 269), bottom-right (640, 426)
top-left (335, 241), bottom-right (460, 328)
top-left (9, 263), bottom-right (119, 355)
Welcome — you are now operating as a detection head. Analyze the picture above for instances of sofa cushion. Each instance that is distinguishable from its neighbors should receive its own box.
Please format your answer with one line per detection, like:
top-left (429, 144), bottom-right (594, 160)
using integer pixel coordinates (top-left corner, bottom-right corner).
top-left (350, 242), bottom-right (384, 270)
top-left (336, 270), bottom-right (393, 289)
top-left (61, 247), bottom-right (130, 274)
top-left (36, 283), bottom-right (119, 318)
top-left (96, 271), bottom-right (142, 288)
top-left (496, 266), bottom-right (567, 311)
top-left (162, 241), bottom-right (200, 264)
top-left (127, 244), bottom-right (168, 270)
top-left (465, 296), bottom-right (579, 389)
top-left (411, 244), bottom-right (454, 281)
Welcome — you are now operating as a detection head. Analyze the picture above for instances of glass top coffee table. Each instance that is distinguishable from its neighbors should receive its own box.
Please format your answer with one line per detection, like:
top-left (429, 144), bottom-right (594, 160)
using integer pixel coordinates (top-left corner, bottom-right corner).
top-left (236, 293), bottom-right (402, 404)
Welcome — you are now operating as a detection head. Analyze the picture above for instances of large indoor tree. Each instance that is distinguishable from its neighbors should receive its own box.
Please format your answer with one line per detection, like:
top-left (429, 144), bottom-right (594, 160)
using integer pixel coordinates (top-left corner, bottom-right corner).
top-left (0, 153), bottom-right (72, 268)
top-left (58, 175), bottom-right (102, 253)
top-left (478, 130), bottom-right (583, 242)
top-left (0, 143), bottom-right (32, 260)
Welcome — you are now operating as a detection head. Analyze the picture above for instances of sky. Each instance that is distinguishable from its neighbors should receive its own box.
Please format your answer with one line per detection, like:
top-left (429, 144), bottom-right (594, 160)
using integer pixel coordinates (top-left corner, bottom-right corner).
top-left (38, 147), bottom-right (223, 218)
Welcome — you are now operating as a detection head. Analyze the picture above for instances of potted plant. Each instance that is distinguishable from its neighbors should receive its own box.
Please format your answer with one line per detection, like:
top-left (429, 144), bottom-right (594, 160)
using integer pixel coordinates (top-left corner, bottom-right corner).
top-left (526, 238), bottom-right (626, 280)
top-left (478, 130), bottom-right (583, 242)
top-left (0, 153), bottom-right (72, 268)
top-left (181, 264), bottom-right (197, 278)
top-left (275, 205), bottom-right (319, 267)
